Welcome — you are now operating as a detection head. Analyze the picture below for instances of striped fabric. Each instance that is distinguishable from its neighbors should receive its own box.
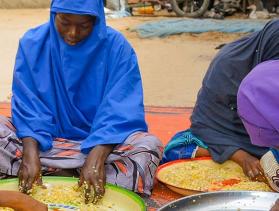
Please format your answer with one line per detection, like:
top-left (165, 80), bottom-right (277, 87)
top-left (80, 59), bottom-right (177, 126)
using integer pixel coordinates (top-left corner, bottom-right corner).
top-left (260, 150), bottom-right (279, 192)
top-left (0, 115), bottom-right (163, 195)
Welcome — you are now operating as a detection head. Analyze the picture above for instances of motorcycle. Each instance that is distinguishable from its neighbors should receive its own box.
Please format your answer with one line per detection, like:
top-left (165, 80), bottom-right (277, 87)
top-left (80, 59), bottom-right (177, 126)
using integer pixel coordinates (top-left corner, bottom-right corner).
top-left (127, 0), bottom-right (266, 18)
top-left (170, 0), bottom-right (253, 18)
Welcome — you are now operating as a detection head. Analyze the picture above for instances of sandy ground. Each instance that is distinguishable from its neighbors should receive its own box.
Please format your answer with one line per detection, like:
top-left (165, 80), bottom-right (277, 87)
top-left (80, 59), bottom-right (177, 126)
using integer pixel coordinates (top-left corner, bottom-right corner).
top-left (0, 9), bottom-right (244, 107)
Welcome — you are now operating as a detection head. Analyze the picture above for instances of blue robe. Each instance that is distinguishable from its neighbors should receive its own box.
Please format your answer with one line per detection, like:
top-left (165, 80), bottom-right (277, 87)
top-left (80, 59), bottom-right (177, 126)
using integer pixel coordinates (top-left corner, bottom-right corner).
top-left (11, 0), bottom-right (147, 154)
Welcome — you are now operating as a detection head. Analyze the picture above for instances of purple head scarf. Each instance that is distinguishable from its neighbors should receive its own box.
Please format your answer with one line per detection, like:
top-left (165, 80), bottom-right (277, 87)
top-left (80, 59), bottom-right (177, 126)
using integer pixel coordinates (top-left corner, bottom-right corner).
top-left (237, 60), bottom-right (279, 148)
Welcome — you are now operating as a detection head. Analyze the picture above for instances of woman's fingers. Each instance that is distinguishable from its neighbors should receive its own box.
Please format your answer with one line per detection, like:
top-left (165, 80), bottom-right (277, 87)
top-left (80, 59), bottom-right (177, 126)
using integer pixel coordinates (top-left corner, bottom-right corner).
top-left (18, 147), bottom-right (42, 194)
top-left (22, 172), bottom-right (35, 194)
top-left (18, 164), bottom-right (42, 194)
top-left (84, 179), bottom-right (92, 204)
top-left (78, 176), bottom-right (84, 188)
top-left (25, 175), bottom-right (36, 194)
top-left (254, 162), bottom-right (268, 182)
top-left (91, 174), bottom-right (105, 204)
top-left (100, 167), bottom-right (106, 196)
top-left (251, 167), bottom-right (259, 179)
top-left (89, 166), bottom-right (105, 204)
top-left (95, 165), bottom-right (106, 197)
top-left (245, 159), bottom-right (267, 182)
top-left (79, 170), bottom-right (91, 204)
top-left (81, 145), bottom-right (114, 204)
top-left (82, 168), bottom-right (97, 204)
top-left (35, 176), bottom-right (47, 189)
top-left (18, 166), bottom-right (29, 193)
top-left (81, 165), bottom-right (106, 204)
top-left (18, 168), bottom-right (23, 188)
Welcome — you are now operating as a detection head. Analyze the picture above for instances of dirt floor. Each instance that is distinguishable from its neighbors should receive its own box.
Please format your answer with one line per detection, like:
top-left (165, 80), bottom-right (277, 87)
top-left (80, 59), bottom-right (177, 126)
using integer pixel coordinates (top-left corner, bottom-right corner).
top-left (0, 9), bottom-right (245, 107)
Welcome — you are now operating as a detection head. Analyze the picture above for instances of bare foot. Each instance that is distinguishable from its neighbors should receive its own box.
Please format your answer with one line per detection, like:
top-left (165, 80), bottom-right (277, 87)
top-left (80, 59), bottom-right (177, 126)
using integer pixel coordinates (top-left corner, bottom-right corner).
top-left (231, 149), bottom-right (266, 182)
top-left (195, 147), bottom-right (210, 157)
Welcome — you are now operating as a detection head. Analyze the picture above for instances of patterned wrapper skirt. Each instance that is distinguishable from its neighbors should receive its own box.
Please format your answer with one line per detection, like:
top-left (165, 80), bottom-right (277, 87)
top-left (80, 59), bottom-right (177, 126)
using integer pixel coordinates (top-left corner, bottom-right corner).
top-left (0, 115), bottom-right (163, 195)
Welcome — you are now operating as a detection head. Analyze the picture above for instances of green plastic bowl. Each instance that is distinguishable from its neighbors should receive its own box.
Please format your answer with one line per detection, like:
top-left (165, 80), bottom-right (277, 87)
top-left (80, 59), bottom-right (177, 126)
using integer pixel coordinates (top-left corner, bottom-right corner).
top-left (0, 176), bottom-right (146, 211)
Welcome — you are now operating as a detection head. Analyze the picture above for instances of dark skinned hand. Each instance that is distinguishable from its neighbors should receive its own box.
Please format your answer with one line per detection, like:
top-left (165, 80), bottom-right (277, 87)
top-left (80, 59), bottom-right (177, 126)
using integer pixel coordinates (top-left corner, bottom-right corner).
top-left (18, 137), bottom-right (42, 194)
top-left (271, 199), bottom-right (279, 211)
top-left (0, 191), bottom-right (47, 211)
top-left (79, 144), bottom-right (114, 204)
top-left (231, 149), bottom-right (267, 182)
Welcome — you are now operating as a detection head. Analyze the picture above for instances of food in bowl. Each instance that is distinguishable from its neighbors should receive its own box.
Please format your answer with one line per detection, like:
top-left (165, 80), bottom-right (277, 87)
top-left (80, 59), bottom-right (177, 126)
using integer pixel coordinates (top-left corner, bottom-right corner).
top-left (157, 159), bottom-right (271, 192)
top-left (0, 183), bottom-right (117, 211)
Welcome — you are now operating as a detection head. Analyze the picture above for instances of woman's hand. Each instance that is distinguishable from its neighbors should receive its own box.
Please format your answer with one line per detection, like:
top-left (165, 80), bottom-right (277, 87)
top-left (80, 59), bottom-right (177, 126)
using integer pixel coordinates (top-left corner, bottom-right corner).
top-left (18, 138), bottom-right (42, 194)
top-left (79, 144), bottom-right (114, 204)
top-left (0, 191), bottom-right (47, 211)
top-left (231, 149), bottom-right (266, 182)
top-left (271, 199), bottom-right (279, 211)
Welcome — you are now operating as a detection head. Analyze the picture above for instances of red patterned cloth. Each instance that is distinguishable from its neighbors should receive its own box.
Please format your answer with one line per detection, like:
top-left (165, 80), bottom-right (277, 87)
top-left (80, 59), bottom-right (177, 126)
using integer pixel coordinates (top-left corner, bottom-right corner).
top-left (0, 115), bottom-right (163, 195)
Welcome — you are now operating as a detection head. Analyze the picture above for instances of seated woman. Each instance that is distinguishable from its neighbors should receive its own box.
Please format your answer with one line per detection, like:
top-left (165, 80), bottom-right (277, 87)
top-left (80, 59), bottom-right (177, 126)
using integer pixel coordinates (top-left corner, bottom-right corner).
top-left (162, 19), bottom-right (279, 182)
top-left (0, 0), bottom-right (162, 203)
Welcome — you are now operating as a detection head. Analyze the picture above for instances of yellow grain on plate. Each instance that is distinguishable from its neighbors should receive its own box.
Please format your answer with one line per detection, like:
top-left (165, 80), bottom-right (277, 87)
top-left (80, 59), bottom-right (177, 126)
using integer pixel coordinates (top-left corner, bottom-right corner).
top-left (34, 184), bottom-right (116, 211)
top-left (0, 184), bottom-right (117, 211)
top-left (158, 160), bottom-right (271, 192)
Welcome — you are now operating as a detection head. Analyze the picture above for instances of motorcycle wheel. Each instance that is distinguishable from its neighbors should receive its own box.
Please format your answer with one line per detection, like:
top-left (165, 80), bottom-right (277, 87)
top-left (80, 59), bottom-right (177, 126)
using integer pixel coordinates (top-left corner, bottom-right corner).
top-left (171, 0), bottom-right (210, 17)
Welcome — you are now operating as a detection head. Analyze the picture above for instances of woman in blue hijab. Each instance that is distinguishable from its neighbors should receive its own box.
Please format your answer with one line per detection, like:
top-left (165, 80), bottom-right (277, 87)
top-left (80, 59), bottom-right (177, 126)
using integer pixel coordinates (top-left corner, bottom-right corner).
top-left (0, 0), bottom-right (162, 203)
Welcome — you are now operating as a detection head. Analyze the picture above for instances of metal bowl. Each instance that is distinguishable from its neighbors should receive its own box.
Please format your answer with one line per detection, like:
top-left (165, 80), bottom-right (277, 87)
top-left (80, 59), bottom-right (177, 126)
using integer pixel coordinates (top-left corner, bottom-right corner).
top-left (158, 191), bottom-right (279, 211)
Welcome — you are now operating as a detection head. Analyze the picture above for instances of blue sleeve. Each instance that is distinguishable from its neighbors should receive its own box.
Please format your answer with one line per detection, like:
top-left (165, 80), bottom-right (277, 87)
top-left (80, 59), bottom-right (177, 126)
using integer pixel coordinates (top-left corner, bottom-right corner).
top-left (81, 36), bottom-right (148, 154)
top-left (11, 43), bottom-right (56, 152)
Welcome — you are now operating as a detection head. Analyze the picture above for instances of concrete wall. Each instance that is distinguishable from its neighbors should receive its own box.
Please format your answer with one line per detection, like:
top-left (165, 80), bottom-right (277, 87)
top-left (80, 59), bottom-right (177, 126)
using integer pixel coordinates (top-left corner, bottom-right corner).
top-left (0, 0), bottom-right (50, 8)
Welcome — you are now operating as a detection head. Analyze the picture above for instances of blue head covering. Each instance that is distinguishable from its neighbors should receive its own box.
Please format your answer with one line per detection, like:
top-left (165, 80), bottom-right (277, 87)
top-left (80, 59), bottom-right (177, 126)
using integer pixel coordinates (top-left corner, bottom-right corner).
top-left (12, 0), bottom-right (147, 153)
